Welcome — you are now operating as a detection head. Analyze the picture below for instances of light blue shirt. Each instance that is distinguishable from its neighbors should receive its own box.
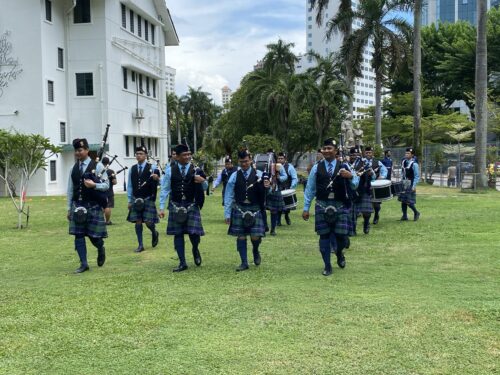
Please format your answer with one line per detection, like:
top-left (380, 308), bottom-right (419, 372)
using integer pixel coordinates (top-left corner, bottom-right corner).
top-left (284, 163), bottom-right (298, 189)
top-left (224, 167), bottom-right (265, 219)
top-left (66, 157), bottom-right (109, 209)
top-left (402, 159), bottom-right (420, 189)
top-left (364, 158), bottom-right (388, 180)
top-left (127, 161), bottom-right (159, 203)
top-left (159, 162), bottom-right (209, 210)
top-left (303, 159), bottom-right (359, 212)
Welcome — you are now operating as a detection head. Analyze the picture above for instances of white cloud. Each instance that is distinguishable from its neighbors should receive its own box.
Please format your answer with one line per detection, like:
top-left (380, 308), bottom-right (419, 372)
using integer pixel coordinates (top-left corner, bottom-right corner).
top-left (164, 0), bottom-right (306, 105)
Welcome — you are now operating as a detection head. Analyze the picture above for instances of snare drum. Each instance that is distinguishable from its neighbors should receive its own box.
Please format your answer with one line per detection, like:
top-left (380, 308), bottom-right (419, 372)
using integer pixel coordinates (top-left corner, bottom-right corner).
top-left (391, 181), bottom-right (404, 196)
top-left (371, 180), bottom-right (393, 202)
top-left (281, 189), bottom-right (298, 210)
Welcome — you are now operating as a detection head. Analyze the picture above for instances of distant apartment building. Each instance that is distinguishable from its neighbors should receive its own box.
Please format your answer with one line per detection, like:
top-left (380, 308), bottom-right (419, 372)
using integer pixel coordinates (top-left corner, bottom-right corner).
top-left (221, 86), bottom-right (232, 111)
top-left (165, 65), bottom-right (176, 94)
top-left (422, 0), bottom-right (493, 26)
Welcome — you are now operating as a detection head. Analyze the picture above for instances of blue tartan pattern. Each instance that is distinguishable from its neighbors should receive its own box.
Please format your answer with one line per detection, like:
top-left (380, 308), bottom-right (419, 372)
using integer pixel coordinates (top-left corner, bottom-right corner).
top-left (314, 200), bottom-right (351, 236)
top-left (166, 201), bottom-right (205, 236)
top-left (355, 192), bottom-right (374, 214)
top-left (127, 198), bottom-right (159, 223)
top-left (398, 189), bottom-right (417, 205)
top-left (69, 202), bottom-right (107, 238)
top-left (228, 204), bottom-right (266, 237)
top-left (348, 206), bottom-right (357, 236)
top-left (266, 190), bottom-right (284, 213)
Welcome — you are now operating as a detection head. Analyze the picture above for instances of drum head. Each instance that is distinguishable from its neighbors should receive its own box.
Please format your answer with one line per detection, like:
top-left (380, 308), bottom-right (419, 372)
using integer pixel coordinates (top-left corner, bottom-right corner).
top-left (371, 180), bottom-right (392, 188)
top-left (281, 189), bottom-right (296, 197)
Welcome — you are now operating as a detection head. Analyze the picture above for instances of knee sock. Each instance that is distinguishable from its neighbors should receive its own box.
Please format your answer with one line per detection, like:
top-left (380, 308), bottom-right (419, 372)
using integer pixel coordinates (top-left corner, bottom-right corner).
top-left (174, 235), bottom-right (186, 266)
top-left (402, 203), bottom-right (408, 217)
top-left (374, 204), bottom-right (380, 217)
top-left (408, 204), bottom-right (418, 214)
top-left (329, 232), bottom-right (337, 252)
top-left (145, 222), bottom-right (156, 234)
top-left (237, 238), bottom-right (248, 266)
top-left (189, 234), bottom-right (200, 252)
top-left (251, 238), bottom-right (261, 254)
top-left (336, 235), bottom-right (348, 256)
top-left (74, 236), bottom-right (88, 266)
top-left (89, 237), bottom-right (104, 250)
top-left (135, 223), bottom-right (143, 247)
top-left (278, 212), bottom-right (282, 225)
top-left (363, 215), bottom-right (370, 227)
top-left (319, 235), bottom-right (332, 270)
top-left (270, 213), bottom-right (278, 230)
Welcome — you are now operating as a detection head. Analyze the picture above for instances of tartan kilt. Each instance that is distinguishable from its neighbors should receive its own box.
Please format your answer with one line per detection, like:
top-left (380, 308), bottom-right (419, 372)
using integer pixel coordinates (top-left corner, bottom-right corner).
top-left (266, 190), bottom-right (284, 213)
top-left (314, 200), bottom-right (351, 236)
top-left (166, 201), bottom-right (205, 236)
top-left (127, 198), bottom-right (159, 224)
top-left (348, 206), bottom-right (357, 236)
top-left (228, 204), bottom-right (266, 237)
top-left (69, 202), bottom-right (107, 238)
top-left (398, 190), bottom-right (417, 205)
top-left (355, 192), bottom-right (374, 214)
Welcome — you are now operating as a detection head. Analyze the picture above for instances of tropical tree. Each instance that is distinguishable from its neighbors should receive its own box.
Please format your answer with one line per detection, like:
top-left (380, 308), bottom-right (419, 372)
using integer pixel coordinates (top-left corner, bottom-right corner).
top-left (339, 0), bottom-right (412, 146)
top-left (167, 92), bottom-right (182, 144)
top-left (475, 0), bottom-right (488, 188)
top-left (262, 39), bottom-right (299, 74)
top-left (413, 0), bottom-right (423, 159)
top-left (180, 86), bottom-right (212, 153)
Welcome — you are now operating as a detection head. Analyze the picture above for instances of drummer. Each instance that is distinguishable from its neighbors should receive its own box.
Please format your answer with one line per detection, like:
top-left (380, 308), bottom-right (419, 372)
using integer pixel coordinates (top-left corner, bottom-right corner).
top-left (277, 152), bottom-right (298, 226)
top-left (363, 147), bottom-right (388, 226)
top-left (354, 146), bottom-right (387, 234)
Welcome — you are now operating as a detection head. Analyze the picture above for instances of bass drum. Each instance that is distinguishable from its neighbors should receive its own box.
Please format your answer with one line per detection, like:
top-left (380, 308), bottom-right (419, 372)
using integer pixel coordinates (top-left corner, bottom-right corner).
top-left (371, 180), bottom-right (393, 202)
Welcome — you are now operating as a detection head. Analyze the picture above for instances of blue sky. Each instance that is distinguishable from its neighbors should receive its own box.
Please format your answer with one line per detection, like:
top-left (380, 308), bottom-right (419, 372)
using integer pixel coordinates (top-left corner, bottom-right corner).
top-left (166, 1), bottom-right (412, 104)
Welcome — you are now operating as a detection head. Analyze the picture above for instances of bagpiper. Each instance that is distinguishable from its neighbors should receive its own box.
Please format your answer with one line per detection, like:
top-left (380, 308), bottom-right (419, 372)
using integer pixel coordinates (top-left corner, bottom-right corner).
top-left (399, 147), bottom-right (421, 221)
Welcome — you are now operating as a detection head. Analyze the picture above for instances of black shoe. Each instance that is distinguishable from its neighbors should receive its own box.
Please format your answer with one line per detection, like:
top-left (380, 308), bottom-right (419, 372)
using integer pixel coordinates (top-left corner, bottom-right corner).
top-left (373, 215), bottom-right (379, 225)
top-left (253, 250), bottom-right (261, 266)
top-left (97, 247), bottom-right (106, 267)
top-left (336, 253), bottom-right (346, 269)
top-left (134, 246), bottom-right (145, 253)
top-left (285, 215), bottom-right (291, 225)
top-left (400, 216), bottom-right (408, 221)
top-left (322, 268), bottom-right (333, 276)
top-left (75, 264), bottom-right (89, 273)
top-left (105, 221), bottom-right (113, 225)
top-left (236, 264), bottom-right (249, 272)
top-left (270, 230), bottom-right (276, 236)
top-left (277, 222), bottom-right (282, 227)
top-left (414, 212), bottom-right (420, 221)
top-left (173, 264), bottom-right (188, 272)
top-left (345, 237), bottom-right (350, 249)
top-left (193, 248), bottom-right (202, 266)
top-left (363, 224), bottom-right (370, 234)
top-left (152, 231), bottom-right (159, 248)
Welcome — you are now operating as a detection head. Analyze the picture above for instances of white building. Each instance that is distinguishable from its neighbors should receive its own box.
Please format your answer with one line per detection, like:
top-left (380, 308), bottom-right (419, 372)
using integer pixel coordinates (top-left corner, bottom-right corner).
top-left (165, 65), bottom-right (176, 94)
top-left (221, 86), bottom-right (232, 111)
top-left (300, 0), bottom-right (376, 119)
top-left (0, 0), bottom-right (179, 196)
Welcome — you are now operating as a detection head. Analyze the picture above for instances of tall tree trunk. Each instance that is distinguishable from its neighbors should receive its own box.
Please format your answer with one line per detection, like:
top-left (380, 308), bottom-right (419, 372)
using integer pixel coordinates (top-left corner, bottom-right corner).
top-left (374, 72), bottom-right (383, 146)
top-left (474, 0), bottom-right (488, 188)
top-left (176, 117), bottom-right (181, 144)
top-left (413, 0), bottom-right (423, 159)
top-left (193, 119), bottom-right (198, 154)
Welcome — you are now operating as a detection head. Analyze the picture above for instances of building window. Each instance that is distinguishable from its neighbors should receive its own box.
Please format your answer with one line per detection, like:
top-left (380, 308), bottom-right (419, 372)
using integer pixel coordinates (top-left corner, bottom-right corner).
top-left (138, 15), bottom-right (142, 37)
top-left (45, 0), bottom-right (52, 22)
top-left (121, 4), bottom-right (126, 28)
top-left (60, 122), bottom-right (66, 143)
top-left (139, 74), bottom-right (143, 93)
top-left (131, 71), bottom-right (135, 82)
top-left (122, 67), bottom-right (128, 89)
top-left (145, 20), bottom-right (149, 41)
top-left (50, 160), bottom-right (57, 182)
top-left (308, 25), bottom-right (312, 29)
top-left (129, 9), bottom-right (134, 32)
top-left (76, 73), bottom-right (93, 96)
top-left (151, 24), bottom-right (155, 45)
top-left (125, 136), bottom-right (130, 157)
top-left (74, 0), bottom-right (91, 23)
top-left (47, 80), bottom-right (54, 102)
top-left (146, 77), bottom-right (150, 96)
top-left (152, 80), bottom-right (156, 98)
top-left (57, 48), bottom-right (64, 69)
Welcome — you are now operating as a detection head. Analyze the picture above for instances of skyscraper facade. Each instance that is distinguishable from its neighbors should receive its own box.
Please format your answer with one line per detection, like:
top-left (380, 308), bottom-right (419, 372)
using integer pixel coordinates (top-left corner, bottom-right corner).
top-left (423, 0), bottom-right (492, 26)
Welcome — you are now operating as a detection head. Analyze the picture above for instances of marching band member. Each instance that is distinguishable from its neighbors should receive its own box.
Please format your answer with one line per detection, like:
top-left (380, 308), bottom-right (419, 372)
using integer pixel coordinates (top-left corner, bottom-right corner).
top-left (66, 138), bottom-right (109, 273)
top-left (381, 150), bottom-right (393, 181)
top-left (213, 156), bottom-right (238, 206)
top-left (363, 147), bottom-right (388, 225)
top-left (277, 152), bottom-right (298, 226)
top-left (101, 157), bottom-right (117, 225)
top-left (224, 149), bottom-right (270, 271)
top-left (303, 138), bottom-right (359, 276)
top-left (265, 152), bottom-right (288, 236)
top-left (127, 146), bottom-right (161, 253)
top-left (399, 147), bottom-right (421, 221)
top-left (159, 144), bottom-right (208, 272)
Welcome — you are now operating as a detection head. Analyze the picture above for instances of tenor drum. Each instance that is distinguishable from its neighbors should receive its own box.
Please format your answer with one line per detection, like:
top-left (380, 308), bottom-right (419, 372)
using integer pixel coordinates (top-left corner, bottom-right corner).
top-left (371, 180), bottom-right (393, 202)
top-left (391, 181), bottom-right (404, 196)
top-left (281, 189), bottom-right (298, 210)
top-left (254, 154), bottom-right (270, 172)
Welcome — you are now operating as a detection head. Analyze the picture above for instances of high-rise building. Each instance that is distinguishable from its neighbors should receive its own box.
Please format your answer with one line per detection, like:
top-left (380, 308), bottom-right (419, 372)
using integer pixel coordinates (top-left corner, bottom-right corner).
top-left (0, 0), bottom-right (178, 196)
top-left (221, 86), bottom-right (232, 110)
top-left (422, 0), bottom-right (493, 26)
top-left (165, 66), bottom-right (176, 94)
top-left (301, 0), bottom-right (376, 119)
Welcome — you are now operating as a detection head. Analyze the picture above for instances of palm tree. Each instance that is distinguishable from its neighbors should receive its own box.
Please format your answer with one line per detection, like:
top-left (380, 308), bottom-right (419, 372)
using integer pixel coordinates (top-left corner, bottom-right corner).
top-left (311, 0), bottom-right (355, 116)
top-left (338, 0), bottom-right (412, 146)
top-left (413, 0), bottom-right (423, 159)
top-left (167, 92), bottom-right (182, 144)
top-left (262, 39), bottom-right (299, 73)
top-left (180, 86), bottom-right (212, 153)
top-left (298, 52), bottom-right (350, 148)
top-left (475, 0), bottom-right (488, 188)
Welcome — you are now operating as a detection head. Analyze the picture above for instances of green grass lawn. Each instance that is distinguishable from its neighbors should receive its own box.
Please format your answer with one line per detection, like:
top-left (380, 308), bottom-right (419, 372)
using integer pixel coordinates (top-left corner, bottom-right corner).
top-left (0, 186), bottom-right (499, 374)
